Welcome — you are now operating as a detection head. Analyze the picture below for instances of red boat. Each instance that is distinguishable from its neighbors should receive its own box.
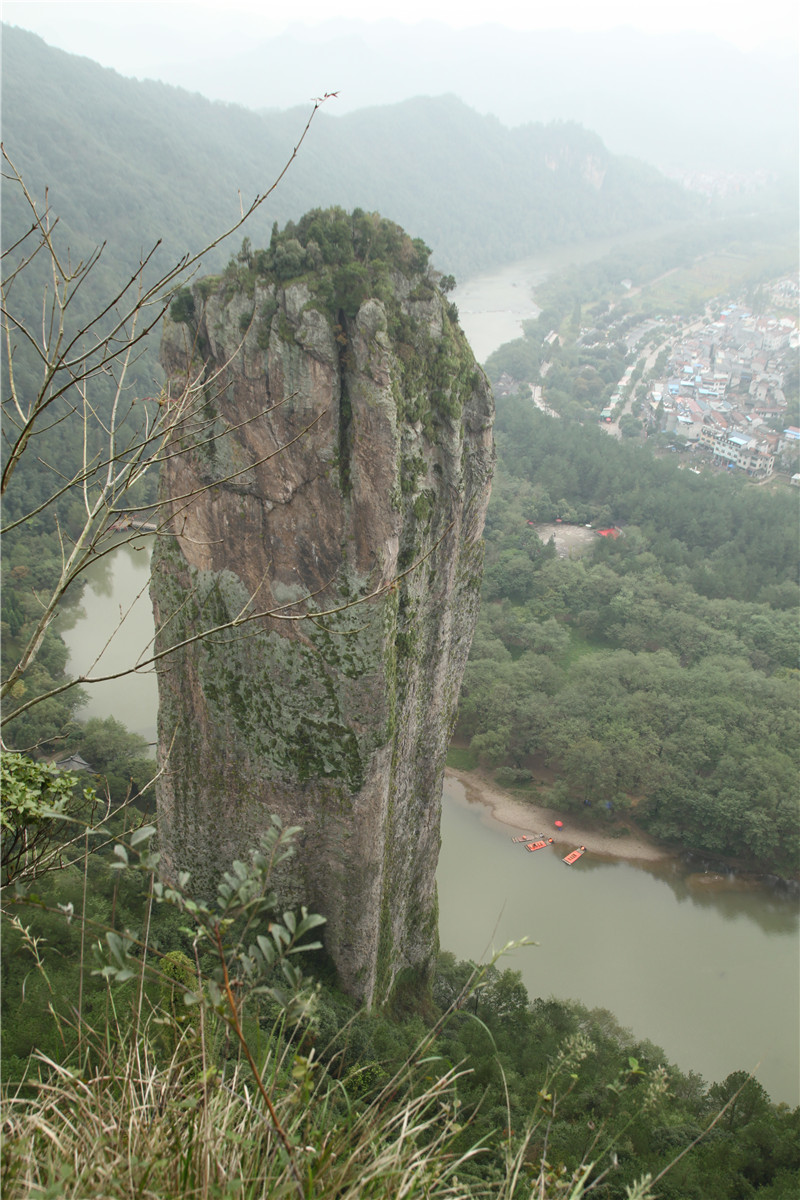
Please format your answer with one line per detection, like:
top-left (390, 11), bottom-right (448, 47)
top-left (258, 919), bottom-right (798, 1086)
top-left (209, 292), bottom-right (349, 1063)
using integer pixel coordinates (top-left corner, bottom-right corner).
top-left (563, 846), bottom-right (586, 865)
top-left (525, 838), bottom-right (554, 853)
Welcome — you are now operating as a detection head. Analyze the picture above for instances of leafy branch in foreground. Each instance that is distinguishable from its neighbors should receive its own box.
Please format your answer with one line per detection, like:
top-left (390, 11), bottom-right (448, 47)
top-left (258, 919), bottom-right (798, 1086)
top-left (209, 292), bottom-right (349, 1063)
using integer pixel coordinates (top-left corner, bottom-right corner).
top-left (4, 815), bottom-right (326, 1197)
top-left (0, 751), bottom-right (99, 887)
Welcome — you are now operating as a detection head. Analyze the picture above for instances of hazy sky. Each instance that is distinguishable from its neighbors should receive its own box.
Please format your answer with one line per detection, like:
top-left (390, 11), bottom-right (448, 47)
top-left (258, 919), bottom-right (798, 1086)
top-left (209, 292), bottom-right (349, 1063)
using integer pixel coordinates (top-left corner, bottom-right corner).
top-left (3, 0), bottom-right (799, 81)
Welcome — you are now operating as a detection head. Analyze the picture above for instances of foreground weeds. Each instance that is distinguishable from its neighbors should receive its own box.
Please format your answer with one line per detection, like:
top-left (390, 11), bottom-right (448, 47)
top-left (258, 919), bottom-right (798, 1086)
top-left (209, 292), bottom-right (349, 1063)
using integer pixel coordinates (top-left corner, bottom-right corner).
top-left (1, 807), bottom-right (722, 1200)
top-left (2, 1029), bottom-right (482, 1199)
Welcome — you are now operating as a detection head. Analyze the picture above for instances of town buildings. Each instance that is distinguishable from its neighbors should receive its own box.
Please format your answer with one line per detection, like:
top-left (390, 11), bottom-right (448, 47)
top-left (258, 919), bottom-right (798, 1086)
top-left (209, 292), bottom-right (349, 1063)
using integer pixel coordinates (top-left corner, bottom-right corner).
top-left (645, 286), bottom-right (798, 478)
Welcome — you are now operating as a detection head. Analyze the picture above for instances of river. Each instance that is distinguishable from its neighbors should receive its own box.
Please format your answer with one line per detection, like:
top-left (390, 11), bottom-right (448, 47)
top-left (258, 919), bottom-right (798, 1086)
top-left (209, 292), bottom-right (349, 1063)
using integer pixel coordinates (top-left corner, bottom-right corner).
top-left (59, 243), bottom-right (800, 1105)
top-left (59, 536), bottom-right (159, 744)
top-left (452, 223), bottom-right (691, 363)
top-left (61, 537), bottom-right (800, 1105)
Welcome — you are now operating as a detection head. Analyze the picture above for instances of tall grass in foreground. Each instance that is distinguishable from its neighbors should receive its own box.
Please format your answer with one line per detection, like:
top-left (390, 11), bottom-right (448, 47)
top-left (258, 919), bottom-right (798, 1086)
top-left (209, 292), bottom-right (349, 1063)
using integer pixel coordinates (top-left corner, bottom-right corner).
top-left (1, 1020), bottom-right (482, 1199)
top-left (1, 1013), bottom-right (662, 1200)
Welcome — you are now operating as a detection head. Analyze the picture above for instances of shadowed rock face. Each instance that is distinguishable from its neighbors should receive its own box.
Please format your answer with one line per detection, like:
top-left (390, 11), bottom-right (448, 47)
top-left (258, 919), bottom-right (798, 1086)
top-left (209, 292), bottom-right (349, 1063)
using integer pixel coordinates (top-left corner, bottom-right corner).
top-left (152, 213), bottom-right (493, 1005)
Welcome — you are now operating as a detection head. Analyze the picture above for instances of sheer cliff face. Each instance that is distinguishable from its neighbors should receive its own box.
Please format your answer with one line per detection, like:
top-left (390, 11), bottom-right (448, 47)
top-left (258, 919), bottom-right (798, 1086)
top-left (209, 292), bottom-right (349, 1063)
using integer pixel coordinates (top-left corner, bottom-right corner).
top-left (152, 216), bottom-right (494, 1005)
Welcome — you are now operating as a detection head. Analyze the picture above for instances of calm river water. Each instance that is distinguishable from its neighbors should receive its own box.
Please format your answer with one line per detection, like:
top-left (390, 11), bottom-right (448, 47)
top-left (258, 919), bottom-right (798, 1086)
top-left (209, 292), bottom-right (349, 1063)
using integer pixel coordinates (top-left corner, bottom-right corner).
top-left (452, 223), bottom-right (691, 363)
top-left (60, 242), bottom-right (800, 1104)
top-left (59, 537), bottom-right (159, 744)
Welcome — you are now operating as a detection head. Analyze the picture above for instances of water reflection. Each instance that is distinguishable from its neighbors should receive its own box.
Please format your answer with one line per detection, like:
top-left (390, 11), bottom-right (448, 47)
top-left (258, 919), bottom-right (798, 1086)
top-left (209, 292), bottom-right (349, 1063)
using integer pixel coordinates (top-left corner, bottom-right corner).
top-left (566, 853), bottom-right (799, 936)
top-left (59, 536), bottom-right (157, 742)
top-left (674, 881), bottom-right (799, 934)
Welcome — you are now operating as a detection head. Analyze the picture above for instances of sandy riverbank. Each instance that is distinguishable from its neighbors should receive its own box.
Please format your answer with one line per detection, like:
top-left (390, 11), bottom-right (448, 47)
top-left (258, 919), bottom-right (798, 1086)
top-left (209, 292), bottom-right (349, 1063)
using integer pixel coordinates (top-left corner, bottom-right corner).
top-left (444, 767), bottom-right (670, 863)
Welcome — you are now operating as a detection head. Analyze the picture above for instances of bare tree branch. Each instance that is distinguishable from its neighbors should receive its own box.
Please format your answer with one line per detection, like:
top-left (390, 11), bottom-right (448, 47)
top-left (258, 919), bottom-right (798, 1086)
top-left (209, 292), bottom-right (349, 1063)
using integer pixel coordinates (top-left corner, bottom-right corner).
top-left (1, 93), bottom-right (439, 746)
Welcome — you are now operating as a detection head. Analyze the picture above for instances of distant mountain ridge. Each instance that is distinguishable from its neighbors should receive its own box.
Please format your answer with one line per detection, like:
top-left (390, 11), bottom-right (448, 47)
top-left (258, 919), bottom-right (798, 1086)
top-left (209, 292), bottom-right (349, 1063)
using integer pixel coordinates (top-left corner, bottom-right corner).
top-left (41, 18), bottom-right (797, 176)
top-left (2, 25), bottom-right (697, 282)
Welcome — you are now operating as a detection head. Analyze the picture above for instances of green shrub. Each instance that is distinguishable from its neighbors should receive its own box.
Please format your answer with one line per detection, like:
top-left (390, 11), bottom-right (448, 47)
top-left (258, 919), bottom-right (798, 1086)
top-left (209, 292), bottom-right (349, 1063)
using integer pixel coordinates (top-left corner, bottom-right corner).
top-left (169, 286), bottom-right (195, 324)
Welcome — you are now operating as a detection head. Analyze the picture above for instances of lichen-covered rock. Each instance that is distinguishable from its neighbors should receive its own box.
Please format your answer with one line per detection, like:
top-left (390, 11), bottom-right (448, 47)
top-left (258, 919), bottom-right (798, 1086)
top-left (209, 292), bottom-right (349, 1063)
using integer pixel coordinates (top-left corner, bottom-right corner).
top-left (152, 210), bottom-right (494, 1005)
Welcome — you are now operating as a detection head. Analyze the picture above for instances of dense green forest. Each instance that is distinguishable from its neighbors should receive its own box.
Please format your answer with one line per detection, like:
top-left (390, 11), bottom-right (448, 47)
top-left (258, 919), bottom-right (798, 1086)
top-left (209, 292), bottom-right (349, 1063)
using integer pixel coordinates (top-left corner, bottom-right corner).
top-left (454, 406), bottom-right (799, 875)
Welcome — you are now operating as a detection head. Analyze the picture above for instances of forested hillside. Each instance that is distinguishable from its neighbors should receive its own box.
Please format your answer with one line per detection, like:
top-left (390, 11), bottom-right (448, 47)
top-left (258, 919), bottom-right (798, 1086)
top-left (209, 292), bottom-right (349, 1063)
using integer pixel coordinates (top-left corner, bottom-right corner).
top-left (142, 19), bottom-right (798, 177)
top-left (455, 406), bottom-right (800, 875)
top-left (2, 24), bottom-right (697, 282)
